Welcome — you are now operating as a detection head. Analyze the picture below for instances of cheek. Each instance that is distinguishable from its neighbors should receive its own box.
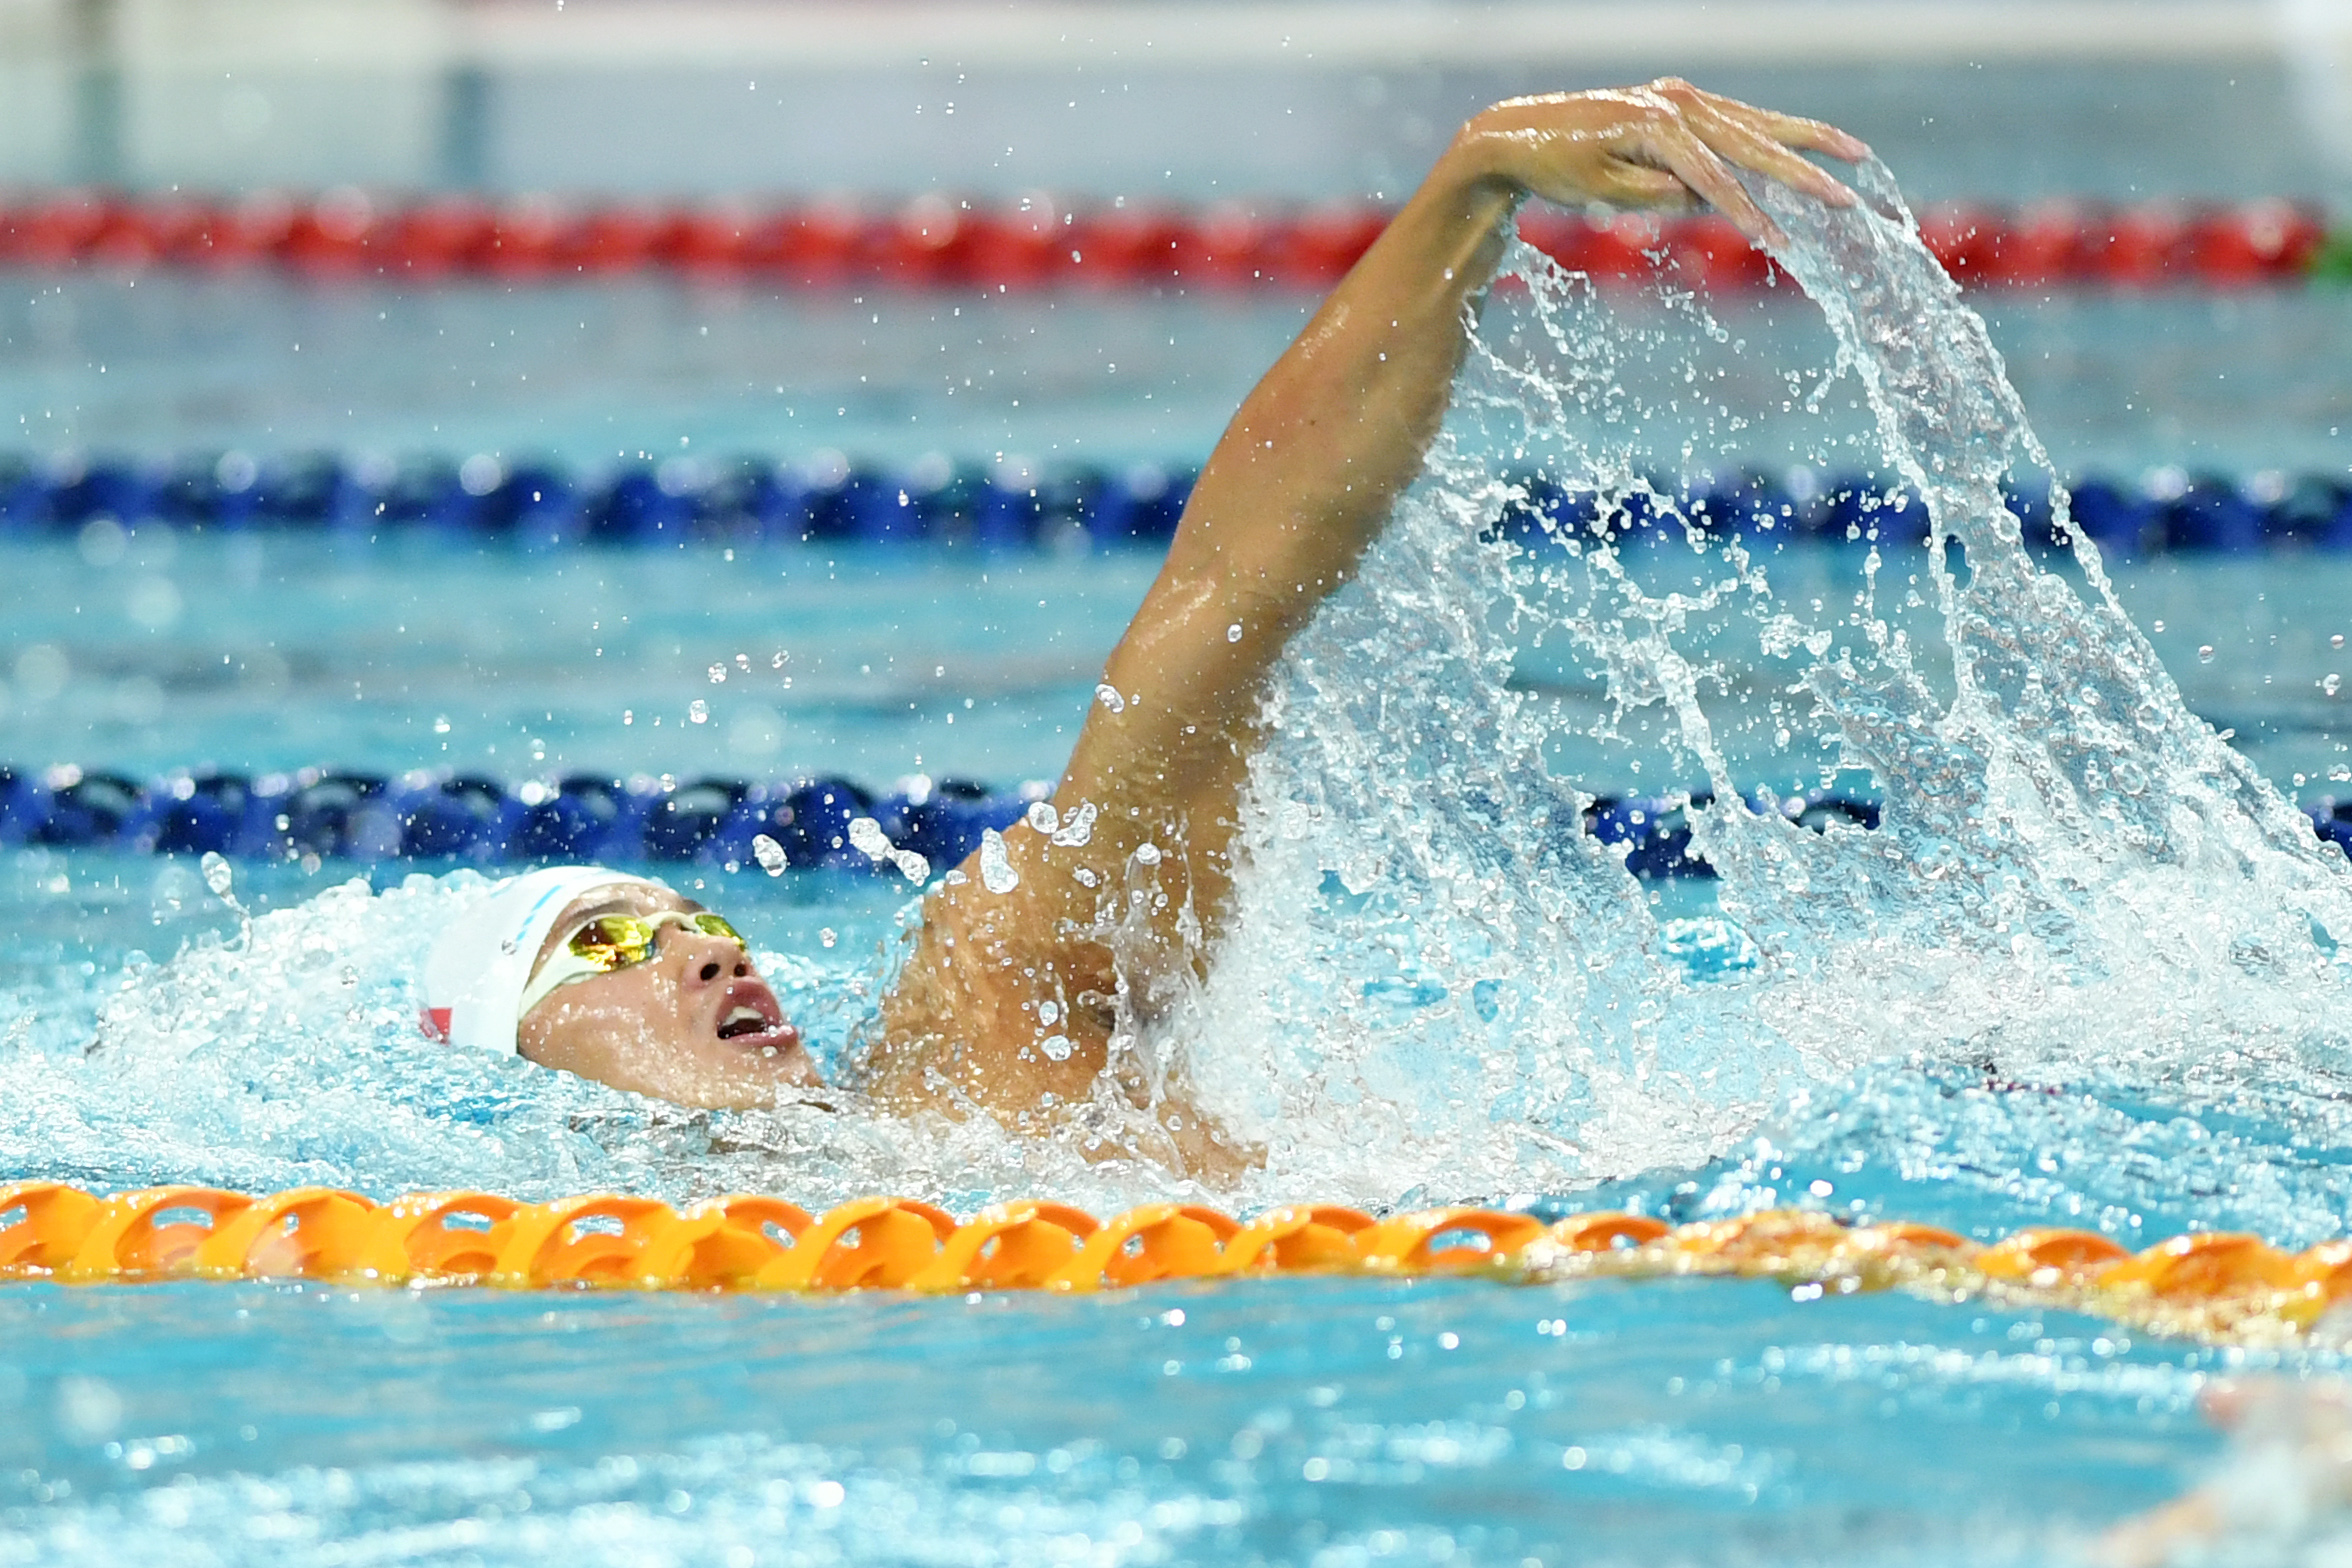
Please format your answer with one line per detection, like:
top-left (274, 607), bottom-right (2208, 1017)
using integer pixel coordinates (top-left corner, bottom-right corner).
top-left (521, 968), bottom-right (680, 1070)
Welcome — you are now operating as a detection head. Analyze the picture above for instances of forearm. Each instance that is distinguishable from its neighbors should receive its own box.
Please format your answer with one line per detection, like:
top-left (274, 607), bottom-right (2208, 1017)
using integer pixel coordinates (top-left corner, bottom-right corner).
top-left (1118, 138), bottom-right (1522, 690)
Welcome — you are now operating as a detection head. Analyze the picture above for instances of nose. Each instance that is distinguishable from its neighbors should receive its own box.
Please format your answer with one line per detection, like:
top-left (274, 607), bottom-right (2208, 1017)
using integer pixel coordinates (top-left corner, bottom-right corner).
top-left (668, 927), bottom-right (751, 986)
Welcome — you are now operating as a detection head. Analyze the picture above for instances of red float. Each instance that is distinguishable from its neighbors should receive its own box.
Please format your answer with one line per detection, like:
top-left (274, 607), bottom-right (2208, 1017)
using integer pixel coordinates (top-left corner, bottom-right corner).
top-left (1261, 203), bottom-right (1390, 289)
top-left (1067, 205), bottom-right (1186, 287)
top-left (1665, 214), bottom-right (1776, 290)
top-left (660, 202), bottom-right (759, 274)
top-left (1975, 200), bottom-right (2088, 289)
top-left (1169, 202), bottom-right (1269, 288)
top-left (2085, 202), bottom-right (2192, 286)
top-left (282, 189), bottom-right (384, 275)
top-left (479, 198), bottom-right (570, 278)
top-left (385, 197), bottom-right (497, 279)
top-left (0, 191), bottom-right (2332, 294)
top-left (957, 199), bottom-right (1074, 291)
top-left (1916, 203), bottom-right (2002, 282)
top-left (752, 200), bottom-right (864, 287)
top-left (2189, 200), bottom-right (2324, 286)
top-left (0, 192), bottom-right (113, 266)
top-left (556, 205), bottom-right (672, 275)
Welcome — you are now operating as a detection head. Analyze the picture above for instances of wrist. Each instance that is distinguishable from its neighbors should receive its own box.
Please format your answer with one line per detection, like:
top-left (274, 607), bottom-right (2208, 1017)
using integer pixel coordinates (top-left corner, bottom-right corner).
top-left (1433, 115), bottom-right (1529, 210)
top-left (1399, 125), bottom-right (1525, 260)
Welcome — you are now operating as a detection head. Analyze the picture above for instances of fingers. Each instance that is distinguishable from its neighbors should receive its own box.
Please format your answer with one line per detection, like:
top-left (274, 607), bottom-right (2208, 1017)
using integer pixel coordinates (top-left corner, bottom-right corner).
top-left (1652, 79), bottom-right (1871, 164)
top-left (1755, 110), bottom-right (1872, 165)
top-left (1632, 117), bottom-right (1782, 245)
top-left (1640, 80), bottom-right (1864, 219)
top-left (1687, 101), bottom-right (1858, 210)
top-left (1600, 165), bottom-right (1701, 211)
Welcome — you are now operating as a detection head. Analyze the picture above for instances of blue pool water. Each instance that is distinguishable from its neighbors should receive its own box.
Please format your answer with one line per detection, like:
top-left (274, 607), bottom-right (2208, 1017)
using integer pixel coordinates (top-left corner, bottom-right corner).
top-left (0, 1277), bottom-right (2229, 1568)
top-left (5, 166), bottom-right (2352, 1564)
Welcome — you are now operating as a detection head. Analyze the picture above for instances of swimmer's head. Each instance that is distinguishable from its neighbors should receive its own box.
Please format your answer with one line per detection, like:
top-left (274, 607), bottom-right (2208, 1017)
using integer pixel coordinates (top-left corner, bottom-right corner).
top-left (422, 866), bottom-right (817, 1109)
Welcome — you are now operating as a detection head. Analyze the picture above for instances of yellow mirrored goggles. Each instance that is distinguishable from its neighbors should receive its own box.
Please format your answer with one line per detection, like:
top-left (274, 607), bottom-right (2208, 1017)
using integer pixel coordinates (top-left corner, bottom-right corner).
top-left (517, 910), bottom-right (746, 1020)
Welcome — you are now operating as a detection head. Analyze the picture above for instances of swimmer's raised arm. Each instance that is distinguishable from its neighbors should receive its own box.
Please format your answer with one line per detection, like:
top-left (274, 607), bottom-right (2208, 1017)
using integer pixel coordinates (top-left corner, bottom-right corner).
top-left (867, 84), bottom-right (1865, 1140)
top-left (1058, 85), bottom-right (1865, 894)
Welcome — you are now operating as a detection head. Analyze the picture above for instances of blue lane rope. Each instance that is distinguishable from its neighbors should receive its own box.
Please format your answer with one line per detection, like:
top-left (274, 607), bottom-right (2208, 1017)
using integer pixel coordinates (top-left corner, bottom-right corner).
top-left (6, 453), bottom-right (2352, 557)
top-left (4, 766), bottom-right (2346, 876)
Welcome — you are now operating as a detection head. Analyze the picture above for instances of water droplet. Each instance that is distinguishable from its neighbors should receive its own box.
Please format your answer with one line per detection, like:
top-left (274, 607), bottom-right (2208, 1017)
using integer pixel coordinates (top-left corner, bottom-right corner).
top-left (432, 715), bottom-right (451, 735)
top-left (1025, 800), bottom-right (1060, 835)
top-left (2197, 645), bottom-right (2215, 664)
top-left (1094, 683), bottom-right (1126, 713)
top-left (848, 816), bottom-right (894, 859)
top-left (750, 834), bottom-right (787, 875)
top-left (1038, 999), bottom-right (1061, 1026)
top-left (688, 699), bottom-right (709, 723)
top-left (1132, 842), bottom-right (1162, 867)
top-left (1226, 622), bottom-right (1244, 643)
top-left (200, 852), bottom-right (234, 900)
top-left (1040, 1033), bottom-right (1073, 1061)
top-left (819, 928), bottom-right (837, 948)
top-left (2327, 673), bottom-right (2343, 698)
top-left (979, 829), bottom-right (1020, 894)
top-left (708, 664), bottom-right (728, 684)
top-left (892, 849), bottom-right (931, 883)
top-left (1049, 801), bottom-right (1097, 847)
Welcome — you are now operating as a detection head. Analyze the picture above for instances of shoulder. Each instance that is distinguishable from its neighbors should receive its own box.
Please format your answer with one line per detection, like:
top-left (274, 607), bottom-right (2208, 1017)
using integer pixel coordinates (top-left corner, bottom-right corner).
top-left (856, 874), bottom-right (1114, 1117)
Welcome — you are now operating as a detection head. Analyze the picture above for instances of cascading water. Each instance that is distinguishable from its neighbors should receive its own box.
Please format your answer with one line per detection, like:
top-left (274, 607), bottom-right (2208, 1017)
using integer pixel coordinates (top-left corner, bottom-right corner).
top-left (1182, 160), bottom-right (2352, 1220)
top-left (6, 158), bottom-right (2349, 1236)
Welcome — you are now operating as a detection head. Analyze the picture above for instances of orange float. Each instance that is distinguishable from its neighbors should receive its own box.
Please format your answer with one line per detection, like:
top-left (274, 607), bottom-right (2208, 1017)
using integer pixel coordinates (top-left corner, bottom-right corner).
top-left (2095, 1232), bottom-right (2302, 1302)
top-left (488, 1195), bottom-right (683, 1289)
top-left (912, 1202), bottom-right (1100, 1292)
top-left (1544, 1211), bottom-right (1671, 1253)
top-left (59, 1187), bottom-right (255, 1282)
top-left (637, 1196), bottom-right (814, 1290)
top-left (755, 1197), bottom-right (959, 1291)
top-left (1353, 1208), bottom-right (1547, 1275)
top-left (193, 1187), bottom-right (381, 1281)
top-left (1975, 1226), bottom-right (2131, 1288)
top-left (1665, 1209), bottom-right (1850, 1266)
top-left (359, 1191), bottom-right (526, 1283)
top-left (0, 1181), bottom-right (104, 1276)
top-left (1048, 1204), bottom-right (1239, 1292)
top-left (1217, 1205), bottom-right (1375, 1276)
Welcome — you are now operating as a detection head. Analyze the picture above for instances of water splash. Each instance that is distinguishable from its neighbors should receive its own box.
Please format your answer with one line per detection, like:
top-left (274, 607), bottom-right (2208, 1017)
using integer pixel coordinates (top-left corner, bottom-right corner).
top-left (1180, 163), bottom-right (2352, 1210)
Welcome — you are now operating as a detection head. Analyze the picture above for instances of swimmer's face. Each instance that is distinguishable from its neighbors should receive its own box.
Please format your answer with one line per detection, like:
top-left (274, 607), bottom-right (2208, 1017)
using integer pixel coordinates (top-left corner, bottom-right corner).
top-left (515, 882), bottom-right (819, 1109)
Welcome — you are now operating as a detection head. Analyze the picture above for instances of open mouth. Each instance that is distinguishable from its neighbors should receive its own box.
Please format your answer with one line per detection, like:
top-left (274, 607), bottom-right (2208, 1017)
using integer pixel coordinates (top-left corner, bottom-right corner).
top-left (716, 1007), bottom-right (770, 1040)
top-left (712, 979), bottom-right (799, 1054)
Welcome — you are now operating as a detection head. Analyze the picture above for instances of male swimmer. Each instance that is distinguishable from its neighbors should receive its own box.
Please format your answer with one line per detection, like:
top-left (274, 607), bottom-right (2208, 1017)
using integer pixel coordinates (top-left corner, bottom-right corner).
top-left (423, 83), bottom-right (1868, 1170)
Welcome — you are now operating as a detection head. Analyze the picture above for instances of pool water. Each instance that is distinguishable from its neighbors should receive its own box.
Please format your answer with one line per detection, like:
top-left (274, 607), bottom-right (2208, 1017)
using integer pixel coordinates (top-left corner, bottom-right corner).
top-left (4, 162), bottom-right (2352, 1564)
top-left (0, 1276), bottom-right (2223, 1568)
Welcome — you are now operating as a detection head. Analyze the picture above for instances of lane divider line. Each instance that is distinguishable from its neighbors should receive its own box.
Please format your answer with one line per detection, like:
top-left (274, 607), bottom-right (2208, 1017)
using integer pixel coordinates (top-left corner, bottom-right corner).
top-left (9, 766), bottom-right (2347, 878)
top-left (0, 194), bottom-right (2330, 292)
top-left (4, 1182), bottom-right (2340, 1343)
top-left (8, 455), bottom-right (2349, 560)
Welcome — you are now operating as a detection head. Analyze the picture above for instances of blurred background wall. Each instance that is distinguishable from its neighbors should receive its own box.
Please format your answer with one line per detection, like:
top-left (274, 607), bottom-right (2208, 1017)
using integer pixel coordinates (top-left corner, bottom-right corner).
top-left (1, 0), bottom-right (2349, 203)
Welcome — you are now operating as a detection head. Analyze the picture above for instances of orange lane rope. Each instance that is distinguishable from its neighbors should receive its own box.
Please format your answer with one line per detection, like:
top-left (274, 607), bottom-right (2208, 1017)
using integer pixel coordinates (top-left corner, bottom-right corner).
top-left (0, 1182), bottom-right (2341, 1342)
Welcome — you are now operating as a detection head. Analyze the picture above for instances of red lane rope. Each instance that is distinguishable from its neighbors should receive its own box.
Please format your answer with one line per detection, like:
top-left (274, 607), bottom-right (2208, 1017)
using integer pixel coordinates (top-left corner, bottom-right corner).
top-left (0, 192), bottom-right (2330, 291)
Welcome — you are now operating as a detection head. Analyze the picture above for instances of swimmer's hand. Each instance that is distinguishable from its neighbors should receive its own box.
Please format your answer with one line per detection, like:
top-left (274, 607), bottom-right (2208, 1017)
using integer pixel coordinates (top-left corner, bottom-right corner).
top-left (1452, 80), bottom-right (1868, 247)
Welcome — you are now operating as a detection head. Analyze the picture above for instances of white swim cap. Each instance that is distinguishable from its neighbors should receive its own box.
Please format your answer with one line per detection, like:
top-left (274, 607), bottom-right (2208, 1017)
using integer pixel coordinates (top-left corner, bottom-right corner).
top-left (421, 865), bottom-right (665, 1056)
